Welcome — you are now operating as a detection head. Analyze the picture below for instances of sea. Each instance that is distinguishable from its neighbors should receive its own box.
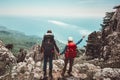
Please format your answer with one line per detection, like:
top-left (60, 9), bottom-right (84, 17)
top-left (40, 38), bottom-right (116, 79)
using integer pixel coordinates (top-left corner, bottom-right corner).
top-left (0, 16), bottom-right (103, 47)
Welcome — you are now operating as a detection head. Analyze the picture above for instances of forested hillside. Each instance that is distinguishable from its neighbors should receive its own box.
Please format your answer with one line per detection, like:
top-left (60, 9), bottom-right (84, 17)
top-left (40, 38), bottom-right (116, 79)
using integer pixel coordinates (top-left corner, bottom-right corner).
top-left (0, 26), bottom-right (41, 54)
top-left (0, 26), bottom-right (65, 55)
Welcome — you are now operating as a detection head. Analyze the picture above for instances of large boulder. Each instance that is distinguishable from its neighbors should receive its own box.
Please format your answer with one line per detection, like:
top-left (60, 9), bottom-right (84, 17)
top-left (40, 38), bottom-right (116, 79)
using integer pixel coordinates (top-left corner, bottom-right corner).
top-left (85, 5), bottom-right (120, 68)
top-left (0, 40), bottom-right (16, 79)
top-left (94, 68), bottom-right (120, 80)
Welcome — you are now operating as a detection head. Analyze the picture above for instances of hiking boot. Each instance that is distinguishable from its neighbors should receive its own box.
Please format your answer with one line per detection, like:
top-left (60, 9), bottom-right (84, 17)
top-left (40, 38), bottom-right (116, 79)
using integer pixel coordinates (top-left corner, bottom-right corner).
top-left (49, 73), bottom-right (53, 79)
top-left (67, 72), bottom-right (73, 76)
top-left (49, 74), bottom-right (53, 78)
top-left (61, 72), bottom-right (65, 77)
top-left (49, 71), bottom-right (53, 78)
top-left (43, 72), bottom-right (47, 78)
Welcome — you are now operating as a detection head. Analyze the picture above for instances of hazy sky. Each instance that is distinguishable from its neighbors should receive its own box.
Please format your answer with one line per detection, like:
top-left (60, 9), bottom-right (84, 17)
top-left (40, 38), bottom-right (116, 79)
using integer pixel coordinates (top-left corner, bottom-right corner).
top-left (0, 0), bottom-right (119, 46)
top-left (0, 0), bottom-right (119, 18)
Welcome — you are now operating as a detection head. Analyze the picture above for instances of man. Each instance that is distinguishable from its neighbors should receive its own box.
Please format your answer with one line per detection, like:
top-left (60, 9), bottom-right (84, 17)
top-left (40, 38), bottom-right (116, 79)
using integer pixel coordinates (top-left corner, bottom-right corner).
top-left (61, 36), bottom-right (85, 76)
top-left (40, 30), bottom-right (59, 78)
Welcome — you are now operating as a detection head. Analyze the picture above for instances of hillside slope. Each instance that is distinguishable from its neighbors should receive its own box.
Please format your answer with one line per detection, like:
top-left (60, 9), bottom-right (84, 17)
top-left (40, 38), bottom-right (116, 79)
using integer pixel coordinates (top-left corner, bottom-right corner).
top-left (0, 26), bottom-right (65, 54)
top-left (0, 26), bottom-right (41, 54)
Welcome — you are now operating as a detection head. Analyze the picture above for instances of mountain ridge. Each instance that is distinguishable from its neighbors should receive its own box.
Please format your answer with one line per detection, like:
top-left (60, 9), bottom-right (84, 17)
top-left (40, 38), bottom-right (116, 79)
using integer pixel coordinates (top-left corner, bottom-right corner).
top-left (0, 26), bottom-right (65, 54)
top-left (0, 26), bottom-right (41, 54)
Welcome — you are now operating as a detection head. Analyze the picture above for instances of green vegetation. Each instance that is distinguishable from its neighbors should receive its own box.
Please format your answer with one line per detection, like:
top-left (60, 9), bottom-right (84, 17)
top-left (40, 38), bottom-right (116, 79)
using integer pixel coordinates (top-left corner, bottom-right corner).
top-left (0, 26), bottom-right (65, 56)
top-left (0, 26), bottom-right (41, 55)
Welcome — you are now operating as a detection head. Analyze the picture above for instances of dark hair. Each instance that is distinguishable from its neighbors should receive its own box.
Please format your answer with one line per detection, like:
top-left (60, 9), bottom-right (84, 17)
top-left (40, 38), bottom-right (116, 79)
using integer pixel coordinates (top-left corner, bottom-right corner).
top-left (47, 30), bottom-right (52, 33)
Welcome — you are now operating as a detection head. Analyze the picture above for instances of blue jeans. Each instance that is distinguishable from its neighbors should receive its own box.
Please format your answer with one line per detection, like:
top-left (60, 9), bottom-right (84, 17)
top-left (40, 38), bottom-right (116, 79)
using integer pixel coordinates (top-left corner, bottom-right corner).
top-left (43, 54), bottom-right (53, 74)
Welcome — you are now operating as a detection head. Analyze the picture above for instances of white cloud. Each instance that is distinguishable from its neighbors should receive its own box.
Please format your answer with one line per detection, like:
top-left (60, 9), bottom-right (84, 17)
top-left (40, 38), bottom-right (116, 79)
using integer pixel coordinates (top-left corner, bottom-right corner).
top-left (48, 20), bottom-right (69, 26)
top-left (48, 20), bottom-right (79, 30)
top-left (48, 20), bottom-right (92, 36)
top-left (0, 7), bottom-right (105, 17)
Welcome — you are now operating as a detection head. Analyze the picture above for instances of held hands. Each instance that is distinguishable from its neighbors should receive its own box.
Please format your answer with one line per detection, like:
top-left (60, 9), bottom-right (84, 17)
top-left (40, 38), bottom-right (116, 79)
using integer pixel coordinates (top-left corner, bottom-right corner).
top-left (56, 52), bottom-right (60, 56)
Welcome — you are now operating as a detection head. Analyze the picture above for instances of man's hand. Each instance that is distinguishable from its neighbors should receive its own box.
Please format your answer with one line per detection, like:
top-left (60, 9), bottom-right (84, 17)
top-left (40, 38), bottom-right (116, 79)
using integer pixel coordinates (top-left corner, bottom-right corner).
top-left (56, 53), bottom-right (60, 56)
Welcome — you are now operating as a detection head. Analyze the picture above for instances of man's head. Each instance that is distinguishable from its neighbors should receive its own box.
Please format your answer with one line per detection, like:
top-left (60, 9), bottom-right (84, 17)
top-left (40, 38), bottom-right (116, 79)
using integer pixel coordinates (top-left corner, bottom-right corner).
top-left (46, 30), bottom-right (53, 36)
top-left (47, 30), bottom-right (52, 33)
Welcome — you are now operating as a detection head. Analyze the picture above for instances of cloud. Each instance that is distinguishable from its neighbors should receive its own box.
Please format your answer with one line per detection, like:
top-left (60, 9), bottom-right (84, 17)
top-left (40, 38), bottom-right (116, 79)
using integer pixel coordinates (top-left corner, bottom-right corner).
top-left (48, 20), bottom-right (69, 26)
top-left (48, 20), bottom-right (92, 36)
top-left (0, 6), bottom-right (105, 17)
top-left (48, 20), bottom-right (80, 30)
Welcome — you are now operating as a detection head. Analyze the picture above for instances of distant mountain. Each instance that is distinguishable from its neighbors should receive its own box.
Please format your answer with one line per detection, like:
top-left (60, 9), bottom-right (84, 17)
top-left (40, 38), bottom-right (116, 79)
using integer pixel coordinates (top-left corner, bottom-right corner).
top-left (0, 26), bottom-right (42, 54)
top-left (0, 26), bottom-right (65, 54)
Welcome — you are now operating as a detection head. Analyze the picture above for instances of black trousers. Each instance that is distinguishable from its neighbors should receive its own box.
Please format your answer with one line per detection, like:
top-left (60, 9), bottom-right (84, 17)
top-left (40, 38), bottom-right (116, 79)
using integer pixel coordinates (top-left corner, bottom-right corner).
top-left (62, 58), bottom-right (74, 74)
top-left (43, 54), bottom-right (53, 74)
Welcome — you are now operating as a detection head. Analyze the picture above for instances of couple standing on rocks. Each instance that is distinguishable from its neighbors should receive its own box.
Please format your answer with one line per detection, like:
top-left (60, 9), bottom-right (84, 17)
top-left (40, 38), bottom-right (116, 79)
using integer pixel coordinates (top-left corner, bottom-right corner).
top-left (40, 30), bottom-right (85, 79)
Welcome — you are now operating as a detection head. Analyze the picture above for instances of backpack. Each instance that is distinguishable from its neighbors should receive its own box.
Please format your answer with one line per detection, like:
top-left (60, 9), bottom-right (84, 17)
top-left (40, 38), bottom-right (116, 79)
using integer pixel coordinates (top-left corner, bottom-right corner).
top-left (65, 42), bottom-right (77, 58)
top-left (42, 35), bottom-right (54, 55)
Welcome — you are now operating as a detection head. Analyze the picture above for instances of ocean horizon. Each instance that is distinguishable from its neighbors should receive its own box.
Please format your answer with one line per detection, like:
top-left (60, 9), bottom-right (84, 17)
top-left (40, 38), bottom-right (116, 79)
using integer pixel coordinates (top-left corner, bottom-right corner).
top-left (0, 16), bottom-right (103, 47)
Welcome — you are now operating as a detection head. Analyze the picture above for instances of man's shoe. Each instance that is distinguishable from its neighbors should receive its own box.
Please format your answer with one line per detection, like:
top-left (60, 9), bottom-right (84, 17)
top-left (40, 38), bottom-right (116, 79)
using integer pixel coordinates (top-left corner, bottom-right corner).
top-left (61, 72), bottom-right (65, 77)
top-left (43, 75), bottom-right (47, 78)
top-left (67, 72), bottom-right (73, 76)
top-left (49, 74), bottom-right (53, 79)
top-left (49, 70), bottom-right (53, 78)
top-left (43, 72), bottom-right (47, 78)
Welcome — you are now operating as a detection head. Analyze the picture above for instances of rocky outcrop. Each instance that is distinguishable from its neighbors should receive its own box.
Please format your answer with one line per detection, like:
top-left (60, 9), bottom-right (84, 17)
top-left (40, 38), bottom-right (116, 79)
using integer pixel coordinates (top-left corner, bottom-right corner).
top-left (11, 57), bottom-right (43, 80)
top-left (0, 39), bottom-right (120, 80)
top-left (86, 5), bottom-right (120, 68)
top-left (86, 31), bottom-right (102, 59)
top-left (16, 48), bottom-right (27, 63)
top-left (0, 40), bottom-right (16, 79)
top-left (94, 68), bottom-right (120, 80)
